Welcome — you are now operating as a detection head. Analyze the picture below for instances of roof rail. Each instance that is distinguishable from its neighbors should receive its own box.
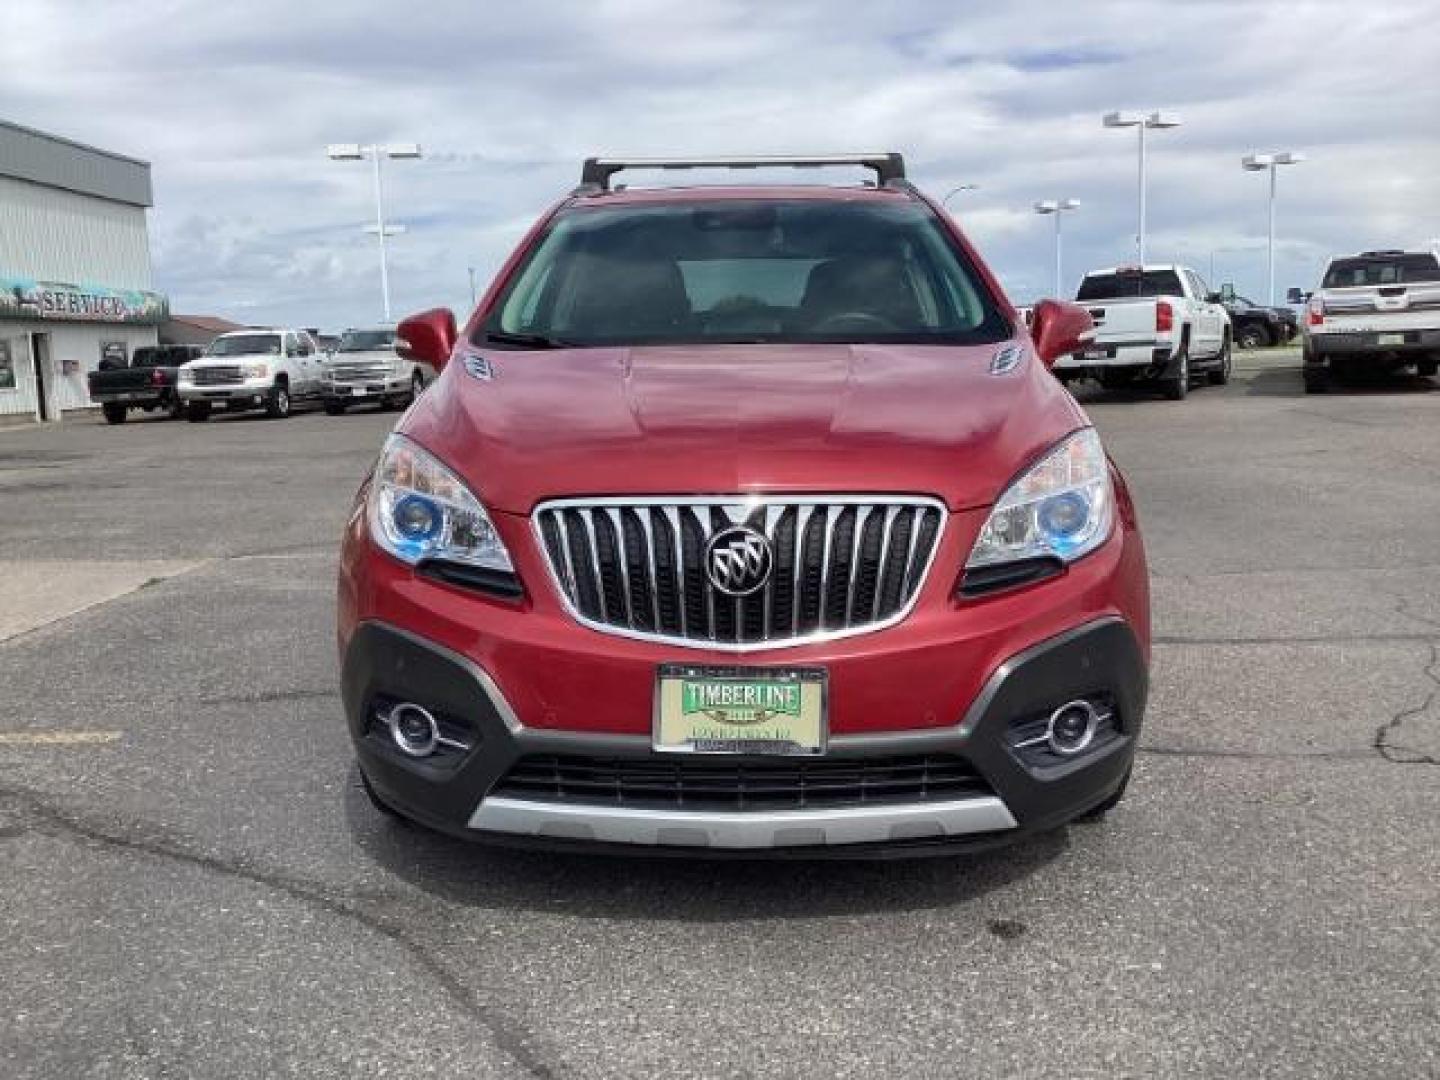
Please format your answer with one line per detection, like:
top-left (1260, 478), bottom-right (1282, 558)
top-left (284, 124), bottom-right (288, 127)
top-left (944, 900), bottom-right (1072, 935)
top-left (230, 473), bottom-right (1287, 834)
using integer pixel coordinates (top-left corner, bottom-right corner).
top-left (576, 153), bottom-right (906, 193)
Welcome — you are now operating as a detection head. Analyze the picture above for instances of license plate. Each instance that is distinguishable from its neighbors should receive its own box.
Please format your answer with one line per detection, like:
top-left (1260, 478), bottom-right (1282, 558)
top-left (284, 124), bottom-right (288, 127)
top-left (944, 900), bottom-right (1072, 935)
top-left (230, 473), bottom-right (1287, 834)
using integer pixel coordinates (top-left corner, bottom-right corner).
top-left (654, 666), bottom-right (827, 755)
top-left (351, 387), bottom-right (368, 397)
top-left (1377, 333), bottom-right (1405, 346)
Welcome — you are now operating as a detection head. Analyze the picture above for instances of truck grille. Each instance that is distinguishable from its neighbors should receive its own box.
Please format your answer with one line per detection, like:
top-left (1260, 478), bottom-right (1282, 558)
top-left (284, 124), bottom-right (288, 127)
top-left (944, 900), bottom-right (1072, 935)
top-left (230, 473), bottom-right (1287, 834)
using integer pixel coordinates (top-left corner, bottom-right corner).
top-left (191, 366), bottom-right (244, 385)
top-left (327, 361), bottom-right (393, 381)
top-left (534, 496), bottom-right (945, 649)
top-left (492, 753), bottom-right (991, 812)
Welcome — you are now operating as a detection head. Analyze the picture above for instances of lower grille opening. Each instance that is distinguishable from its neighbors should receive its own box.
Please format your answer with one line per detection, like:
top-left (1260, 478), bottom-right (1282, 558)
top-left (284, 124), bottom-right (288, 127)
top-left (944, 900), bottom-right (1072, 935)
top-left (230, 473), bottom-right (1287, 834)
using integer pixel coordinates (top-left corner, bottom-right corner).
top-left (491, 753), bottom-right (994, 812)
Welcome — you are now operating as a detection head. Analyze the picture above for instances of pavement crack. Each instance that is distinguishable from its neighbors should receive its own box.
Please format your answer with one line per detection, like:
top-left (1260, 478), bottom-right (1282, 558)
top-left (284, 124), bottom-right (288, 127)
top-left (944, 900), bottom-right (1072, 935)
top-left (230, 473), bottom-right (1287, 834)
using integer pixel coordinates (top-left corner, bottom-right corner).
top-left (1139, 744), bottom-right (1370, 761)
top-left (0, 784), bottom-right (562, 1080)
top-left (1373, 641), bottom-right (1440, 766)
top-left (197, 687), bottom-right (338, 706)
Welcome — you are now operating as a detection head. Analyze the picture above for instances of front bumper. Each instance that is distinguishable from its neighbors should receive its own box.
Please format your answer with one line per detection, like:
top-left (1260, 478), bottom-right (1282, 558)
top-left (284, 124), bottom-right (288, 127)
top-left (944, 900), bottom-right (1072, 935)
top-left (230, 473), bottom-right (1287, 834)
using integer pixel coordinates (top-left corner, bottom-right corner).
top-left (342, 616), bottom-right (1147, 856)
top-left (323, 376), bottom-right (409, 401)
top-left (178, 378), bottom-right (274, 403)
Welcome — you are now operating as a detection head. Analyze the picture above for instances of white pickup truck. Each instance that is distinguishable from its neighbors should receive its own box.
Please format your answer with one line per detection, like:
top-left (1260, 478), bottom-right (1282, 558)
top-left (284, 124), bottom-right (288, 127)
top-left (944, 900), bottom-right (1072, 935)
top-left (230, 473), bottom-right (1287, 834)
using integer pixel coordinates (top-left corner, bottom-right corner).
top-left (1294, 249), bottom-right (1440, 393)
top-left (1056, 264), bottom-right (1232, 400)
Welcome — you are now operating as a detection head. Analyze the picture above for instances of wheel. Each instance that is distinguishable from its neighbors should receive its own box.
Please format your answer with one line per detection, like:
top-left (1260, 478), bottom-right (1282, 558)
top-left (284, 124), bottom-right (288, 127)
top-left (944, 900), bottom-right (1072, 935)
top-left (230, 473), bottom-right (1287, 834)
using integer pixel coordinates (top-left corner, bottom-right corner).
top-left (101, 402), bottom-right (127, 425)
top-left (1161, 346), bottom-right (1189, 400)
top-left (1074, 768), bottom-right (1130, 823)
top-left (1236, 325), bottom-right (1266, 350)
top-left (323, 398), bottom-right (348, 416)
top-left (186, 401), bottom-right (212, 422)
top-left (1207, 335), bottom-right (1232, 385)
top-left (408, 370), bottom-right (425, 405)
top-left (167, 397), bottom-right (186, 420)
top-left (264, 382), bottom-right (292, 419)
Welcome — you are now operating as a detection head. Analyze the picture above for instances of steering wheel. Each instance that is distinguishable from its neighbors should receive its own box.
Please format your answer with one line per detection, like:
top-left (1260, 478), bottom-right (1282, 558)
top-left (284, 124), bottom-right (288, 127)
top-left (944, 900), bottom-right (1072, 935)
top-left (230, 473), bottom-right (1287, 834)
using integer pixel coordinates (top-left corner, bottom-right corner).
top-left (810, 311), bottom-right (901, 333)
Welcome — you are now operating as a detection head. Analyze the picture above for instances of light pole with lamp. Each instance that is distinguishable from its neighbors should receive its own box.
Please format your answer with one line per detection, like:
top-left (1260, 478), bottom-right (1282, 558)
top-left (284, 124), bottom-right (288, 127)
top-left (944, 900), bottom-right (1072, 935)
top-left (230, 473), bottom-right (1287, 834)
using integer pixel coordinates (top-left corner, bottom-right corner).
top-left (1034, 199), bottom-right (1081, 297)
top-left (1102, 111), bottom-right (1181, 267)
top-left (940, 183), bottom-right (978, 208)
top-left (1241, 151), bottom-right (1305, 305)
top-left (326, 142), bottom-right (423, 322)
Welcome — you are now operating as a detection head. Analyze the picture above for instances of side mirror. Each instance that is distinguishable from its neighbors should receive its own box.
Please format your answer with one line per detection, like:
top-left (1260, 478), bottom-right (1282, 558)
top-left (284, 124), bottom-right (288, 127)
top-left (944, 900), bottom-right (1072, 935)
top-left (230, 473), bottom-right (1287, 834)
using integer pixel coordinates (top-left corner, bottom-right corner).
top-left (1286, 287), bottom-right (1307, 305)
top-left (1219, 282), bottom-right (1237, 302)
top-left (1029, 299), bottom-right (1095, 369)
top-left (1206, 292), bottom-right (1224, 305)
top-left (396, 308), bottom-right (457, 371)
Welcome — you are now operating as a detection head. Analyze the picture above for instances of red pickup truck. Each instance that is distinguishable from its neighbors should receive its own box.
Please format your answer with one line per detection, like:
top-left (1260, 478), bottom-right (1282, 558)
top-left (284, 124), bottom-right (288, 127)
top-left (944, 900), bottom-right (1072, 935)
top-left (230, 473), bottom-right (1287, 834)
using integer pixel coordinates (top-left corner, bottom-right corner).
top-left (336, 154), bottom-right (1150, 857)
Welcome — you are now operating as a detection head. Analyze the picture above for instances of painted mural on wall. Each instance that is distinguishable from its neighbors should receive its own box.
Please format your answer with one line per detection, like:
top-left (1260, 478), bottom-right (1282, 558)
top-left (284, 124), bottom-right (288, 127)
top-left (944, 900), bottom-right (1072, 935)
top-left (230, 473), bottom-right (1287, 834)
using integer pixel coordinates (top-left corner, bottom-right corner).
top-left (0, 275), bottom-right (168, 326)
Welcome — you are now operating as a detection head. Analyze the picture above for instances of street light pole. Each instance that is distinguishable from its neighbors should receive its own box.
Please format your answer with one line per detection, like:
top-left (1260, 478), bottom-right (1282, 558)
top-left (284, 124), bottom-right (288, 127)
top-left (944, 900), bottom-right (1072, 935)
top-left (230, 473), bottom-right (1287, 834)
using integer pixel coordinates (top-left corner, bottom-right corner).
top-left (1034, 200), bottom-right (1081, 297)
top-left (940, 184), bottom-right (978, 208)
top-left (326, 142), bottom-right (423, 322)
top-left (1103, 111), bottom-right (1181, 267)
top-left (1242, 151), bottom-right (1305, 305)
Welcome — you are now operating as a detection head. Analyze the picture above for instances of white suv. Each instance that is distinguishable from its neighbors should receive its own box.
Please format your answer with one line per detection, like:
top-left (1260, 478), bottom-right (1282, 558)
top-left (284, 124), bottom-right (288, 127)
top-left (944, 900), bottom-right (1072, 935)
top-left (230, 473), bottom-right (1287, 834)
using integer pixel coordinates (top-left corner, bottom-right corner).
top-left (1297, 249), bottom-right (1440, 393)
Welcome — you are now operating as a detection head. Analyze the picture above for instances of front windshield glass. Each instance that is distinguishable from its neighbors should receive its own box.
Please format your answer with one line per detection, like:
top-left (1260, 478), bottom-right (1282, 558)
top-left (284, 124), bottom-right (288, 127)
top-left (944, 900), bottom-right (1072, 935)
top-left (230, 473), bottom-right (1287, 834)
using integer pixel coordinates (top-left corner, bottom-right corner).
top-left (337, 329), bottom-right (396, 352)
top-left (207, 333), bottom-right (281, 357)
top-left (480, 200), bottom-right (1009, 347)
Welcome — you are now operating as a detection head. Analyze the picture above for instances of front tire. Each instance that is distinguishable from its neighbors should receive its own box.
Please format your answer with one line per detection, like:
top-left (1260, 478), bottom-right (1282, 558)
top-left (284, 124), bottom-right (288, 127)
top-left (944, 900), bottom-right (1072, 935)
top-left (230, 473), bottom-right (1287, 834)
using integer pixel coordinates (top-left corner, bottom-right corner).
top-left (1161, 345), bottom-right (1189, 401)
top-left (1236, 325), bottom-right (1266, 350)
top-left (1207, 335), bottom-right (1232, 385)
top-left (265, 382), bottom-right (292, 419)
top-left (408, 370), bottom-right (425, 405)
top-left (101, 402), bottom-right (127, 425)
top-left (186, 401), bottom-right (212, 422)
top-left (323, 399), bottom-right (348, 416)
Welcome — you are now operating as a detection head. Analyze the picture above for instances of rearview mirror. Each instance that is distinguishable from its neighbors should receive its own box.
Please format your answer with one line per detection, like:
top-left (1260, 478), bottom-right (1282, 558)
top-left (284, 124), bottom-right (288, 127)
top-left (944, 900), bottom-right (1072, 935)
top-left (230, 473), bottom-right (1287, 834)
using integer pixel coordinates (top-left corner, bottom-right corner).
top-left (396, 308), bottom-right (458, 371)
top-left (1028, 299), bottom-right (1095, 369)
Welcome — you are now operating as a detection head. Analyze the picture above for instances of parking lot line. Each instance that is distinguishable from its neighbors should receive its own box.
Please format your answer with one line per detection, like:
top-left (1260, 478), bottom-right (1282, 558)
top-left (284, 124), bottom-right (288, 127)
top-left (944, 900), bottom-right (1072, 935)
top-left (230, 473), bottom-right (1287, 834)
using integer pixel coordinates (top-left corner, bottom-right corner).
top-left (0, 731), bottom-right (123, 746)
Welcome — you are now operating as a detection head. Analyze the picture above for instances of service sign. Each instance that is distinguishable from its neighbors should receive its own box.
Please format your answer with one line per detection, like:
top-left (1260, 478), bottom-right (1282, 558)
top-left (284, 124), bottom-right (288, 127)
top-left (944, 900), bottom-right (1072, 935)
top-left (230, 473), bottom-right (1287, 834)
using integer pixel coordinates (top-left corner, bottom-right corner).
top-left (0, 275), bottom-right (169, 326)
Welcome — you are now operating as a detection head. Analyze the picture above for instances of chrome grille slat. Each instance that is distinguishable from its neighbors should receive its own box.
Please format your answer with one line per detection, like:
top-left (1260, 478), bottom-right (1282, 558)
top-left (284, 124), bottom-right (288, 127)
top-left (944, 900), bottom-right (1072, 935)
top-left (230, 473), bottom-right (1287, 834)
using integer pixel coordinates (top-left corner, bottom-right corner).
top-left (534, 496), bottom-right (946, 652)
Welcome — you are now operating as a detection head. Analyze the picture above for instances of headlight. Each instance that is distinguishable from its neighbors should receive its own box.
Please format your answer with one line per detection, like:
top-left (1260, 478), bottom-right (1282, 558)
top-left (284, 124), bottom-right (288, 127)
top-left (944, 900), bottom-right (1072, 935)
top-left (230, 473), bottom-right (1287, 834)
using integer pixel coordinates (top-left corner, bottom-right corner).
top-left (242, 362), bottom-right (268, 379)
top-left (178, 367), bottom-right (193, 383)
top-left (966, 428), bottom-right (1113, 569)
top-left (368, 434), bottom-right (513, 572)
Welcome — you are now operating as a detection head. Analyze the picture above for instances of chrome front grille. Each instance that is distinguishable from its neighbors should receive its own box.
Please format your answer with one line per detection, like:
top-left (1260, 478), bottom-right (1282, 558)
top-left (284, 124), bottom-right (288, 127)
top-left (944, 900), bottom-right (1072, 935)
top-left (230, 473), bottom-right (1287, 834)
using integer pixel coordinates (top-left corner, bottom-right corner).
top-left (327, 362), bottom-right (394, 381)
top-left (534, 496), bottom-right (946, 650)
top-left (191, 365), bottom-right (244, 385)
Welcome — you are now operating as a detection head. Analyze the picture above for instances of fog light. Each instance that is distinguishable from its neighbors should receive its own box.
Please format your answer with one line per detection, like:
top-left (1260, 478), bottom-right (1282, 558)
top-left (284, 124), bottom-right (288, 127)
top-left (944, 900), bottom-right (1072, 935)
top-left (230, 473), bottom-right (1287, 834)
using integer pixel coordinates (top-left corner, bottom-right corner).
top-left (389, 703), bottom-right (439, 758)
top-left (1047, 700), bottom-right (1099, 756)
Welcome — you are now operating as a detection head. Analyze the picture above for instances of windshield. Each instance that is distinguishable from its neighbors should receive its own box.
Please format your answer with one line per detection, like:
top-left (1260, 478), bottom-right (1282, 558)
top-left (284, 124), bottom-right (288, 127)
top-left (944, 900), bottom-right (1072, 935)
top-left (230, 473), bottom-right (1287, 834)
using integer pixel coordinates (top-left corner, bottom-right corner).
top-left (479, 200), bottom-right (1009, 347)
top-left (1076, 270), bottom-right (1184, 301)
top-left (207, 333), bottom-right (281, 357)
top-left (1322, 254), bottom-right (1440, 288)
top-left (337, 329), bottom-right (396, 352)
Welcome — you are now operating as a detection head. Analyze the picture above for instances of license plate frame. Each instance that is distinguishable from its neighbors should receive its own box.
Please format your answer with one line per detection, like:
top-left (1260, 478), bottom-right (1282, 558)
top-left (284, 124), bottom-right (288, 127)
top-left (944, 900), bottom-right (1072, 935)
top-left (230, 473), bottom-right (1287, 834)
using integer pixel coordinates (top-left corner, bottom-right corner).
top-left (351, 387), bottom-right (369, 397)
top-left (1376, 332), bottom-right (1406, 347)
top-left (653, 665), bottom-right (828, 756)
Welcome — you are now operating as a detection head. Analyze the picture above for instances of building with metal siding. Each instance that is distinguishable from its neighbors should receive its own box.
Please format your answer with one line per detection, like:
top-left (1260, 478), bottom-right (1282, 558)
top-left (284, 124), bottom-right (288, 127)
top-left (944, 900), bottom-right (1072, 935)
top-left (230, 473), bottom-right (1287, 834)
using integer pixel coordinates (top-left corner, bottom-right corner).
top-left (0, 119), bottom-right (167, 424)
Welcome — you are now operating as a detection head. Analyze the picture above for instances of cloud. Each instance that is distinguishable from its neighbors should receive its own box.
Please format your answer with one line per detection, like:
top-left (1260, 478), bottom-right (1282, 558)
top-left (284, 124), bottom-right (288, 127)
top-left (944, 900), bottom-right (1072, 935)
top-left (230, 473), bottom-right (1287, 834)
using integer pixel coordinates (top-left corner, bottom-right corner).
top-left (3, 0), bottom-right (1438, 325)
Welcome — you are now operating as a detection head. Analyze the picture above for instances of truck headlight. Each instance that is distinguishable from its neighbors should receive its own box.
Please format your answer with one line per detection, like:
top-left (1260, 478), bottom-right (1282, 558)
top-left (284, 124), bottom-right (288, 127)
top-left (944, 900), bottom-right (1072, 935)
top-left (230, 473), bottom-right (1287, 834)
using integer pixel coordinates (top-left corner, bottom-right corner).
top-left (966, 428), bottom-right (1113, 569)
top-left (368, 434), bottom-right (513, 573)
top-left (242, 362), bottom-right (268, 379)
top-left (178, 367), bottom-right (194, 384)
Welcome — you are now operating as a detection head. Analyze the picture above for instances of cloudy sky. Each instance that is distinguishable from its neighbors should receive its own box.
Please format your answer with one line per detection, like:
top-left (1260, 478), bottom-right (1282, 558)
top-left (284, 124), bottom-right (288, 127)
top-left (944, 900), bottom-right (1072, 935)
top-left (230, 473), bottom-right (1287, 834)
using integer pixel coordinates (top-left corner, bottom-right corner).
top-left (6, 0), bottom-right (1439, 329)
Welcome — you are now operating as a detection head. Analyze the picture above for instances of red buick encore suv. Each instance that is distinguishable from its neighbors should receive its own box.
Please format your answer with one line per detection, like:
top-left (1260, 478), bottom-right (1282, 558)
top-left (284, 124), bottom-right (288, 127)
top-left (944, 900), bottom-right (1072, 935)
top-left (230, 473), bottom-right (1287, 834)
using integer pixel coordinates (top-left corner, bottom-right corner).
top-left (337, 153), bottom-right (1150, 857)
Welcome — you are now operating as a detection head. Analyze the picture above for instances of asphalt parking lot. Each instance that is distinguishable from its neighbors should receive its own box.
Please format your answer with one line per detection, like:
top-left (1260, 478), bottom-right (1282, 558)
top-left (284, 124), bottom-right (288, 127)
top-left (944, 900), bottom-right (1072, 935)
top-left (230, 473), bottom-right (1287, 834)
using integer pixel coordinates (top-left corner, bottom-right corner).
top-left (2, 352), bottom-right (1437, 1079)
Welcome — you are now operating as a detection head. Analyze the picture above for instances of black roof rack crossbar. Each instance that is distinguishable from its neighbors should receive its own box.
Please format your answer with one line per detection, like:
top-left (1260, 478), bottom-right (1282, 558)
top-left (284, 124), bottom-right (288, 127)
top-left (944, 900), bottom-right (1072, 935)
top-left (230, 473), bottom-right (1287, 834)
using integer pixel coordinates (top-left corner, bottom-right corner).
top-left (577, 153), bottom-right (907, 193)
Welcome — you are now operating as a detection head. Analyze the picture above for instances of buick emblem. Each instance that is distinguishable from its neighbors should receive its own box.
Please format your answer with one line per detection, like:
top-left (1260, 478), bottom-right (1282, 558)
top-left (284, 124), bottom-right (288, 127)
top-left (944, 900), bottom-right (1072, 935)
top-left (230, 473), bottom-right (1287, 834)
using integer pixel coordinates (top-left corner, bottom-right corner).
top-left (704, 525), bottom-right (774, 597)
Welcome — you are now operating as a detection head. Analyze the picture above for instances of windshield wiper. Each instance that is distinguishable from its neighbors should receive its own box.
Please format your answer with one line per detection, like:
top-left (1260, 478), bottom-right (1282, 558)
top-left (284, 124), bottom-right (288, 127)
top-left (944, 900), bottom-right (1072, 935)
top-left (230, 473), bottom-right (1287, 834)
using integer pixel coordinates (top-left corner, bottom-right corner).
top-left (481, 330), bottom-right (572, 349)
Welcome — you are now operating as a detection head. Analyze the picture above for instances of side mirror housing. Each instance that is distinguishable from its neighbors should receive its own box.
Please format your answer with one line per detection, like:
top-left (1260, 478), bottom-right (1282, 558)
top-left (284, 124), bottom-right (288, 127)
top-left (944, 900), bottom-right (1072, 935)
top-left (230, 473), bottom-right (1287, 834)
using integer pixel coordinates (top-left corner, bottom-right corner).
top-left (1218, 282), bottom-right (1237, 302)
top-left (1029, 299), bottom-right (1095, 369)
top-left (1286, 287), bottom-right (1307, 305)
top-left (396, 308), bottom-right (458, 371)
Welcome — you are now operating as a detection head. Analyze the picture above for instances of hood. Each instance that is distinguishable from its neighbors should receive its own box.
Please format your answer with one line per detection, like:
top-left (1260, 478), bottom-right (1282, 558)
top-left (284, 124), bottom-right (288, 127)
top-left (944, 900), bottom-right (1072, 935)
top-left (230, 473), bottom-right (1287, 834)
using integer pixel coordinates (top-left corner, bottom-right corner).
top-left (326, 349), bottom-right (396, 364)
top-left (401, 343), bottom-right (1086, 513)
top-left (190, 352), bottom-right (277, 365)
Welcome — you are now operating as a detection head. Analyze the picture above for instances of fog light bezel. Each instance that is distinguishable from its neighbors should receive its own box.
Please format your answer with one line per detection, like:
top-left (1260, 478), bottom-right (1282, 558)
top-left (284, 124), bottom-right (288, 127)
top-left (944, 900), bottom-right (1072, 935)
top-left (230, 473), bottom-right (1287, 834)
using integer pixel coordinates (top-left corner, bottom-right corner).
top-left (1045, 699), bottom-right (1100, 757)
top-left (389, 702), bottom-right (440, 758)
